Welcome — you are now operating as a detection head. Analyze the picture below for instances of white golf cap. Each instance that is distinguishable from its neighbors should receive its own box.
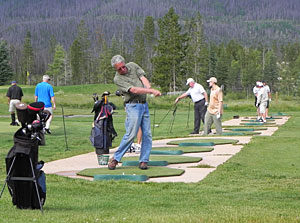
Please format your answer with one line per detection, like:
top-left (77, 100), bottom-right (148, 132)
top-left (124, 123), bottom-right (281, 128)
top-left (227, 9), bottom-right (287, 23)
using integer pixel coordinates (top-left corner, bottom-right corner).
top-left (257, 82), bottom-right (263, 87)
top-left (43, 75), bottom-right (51, 80)
top-left (207, 77), bottom-right (217, 83)
top-left (186, 78), bottom-right (195, 85)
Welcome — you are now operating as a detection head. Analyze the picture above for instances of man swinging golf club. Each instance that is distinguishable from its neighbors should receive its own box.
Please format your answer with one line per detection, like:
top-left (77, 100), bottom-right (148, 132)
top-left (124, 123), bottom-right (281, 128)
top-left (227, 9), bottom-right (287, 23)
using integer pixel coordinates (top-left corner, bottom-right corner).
top-left (108, 55), bottom-right (161, 170)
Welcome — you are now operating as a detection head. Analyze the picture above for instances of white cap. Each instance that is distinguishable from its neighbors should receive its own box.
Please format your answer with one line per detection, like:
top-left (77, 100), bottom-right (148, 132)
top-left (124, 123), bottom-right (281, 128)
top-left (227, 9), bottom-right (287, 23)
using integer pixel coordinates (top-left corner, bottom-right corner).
top-left (186, 78), bottom-right (195, 85)
top-left (207, 77), bottom-right (217, 83)
top-left (257, 82), bottom-right (263, 87)
top-left (43, 75), bottom-right (50, 80)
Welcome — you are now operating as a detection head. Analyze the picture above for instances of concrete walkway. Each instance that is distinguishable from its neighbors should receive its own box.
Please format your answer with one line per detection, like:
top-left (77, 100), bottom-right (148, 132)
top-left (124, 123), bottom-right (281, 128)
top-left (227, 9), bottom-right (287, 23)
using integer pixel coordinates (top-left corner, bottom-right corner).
top-left (43, 116), bottom-right (289, 183)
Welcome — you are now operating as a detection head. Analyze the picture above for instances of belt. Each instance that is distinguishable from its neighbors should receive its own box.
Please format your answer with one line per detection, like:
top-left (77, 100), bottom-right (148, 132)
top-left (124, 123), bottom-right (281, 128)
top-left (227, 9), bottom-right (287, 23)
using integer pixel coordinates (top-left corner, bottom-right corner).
top-left (195, 98), bottom-right (205, 103)
top-left (126, 99), bottom-right (146, 104)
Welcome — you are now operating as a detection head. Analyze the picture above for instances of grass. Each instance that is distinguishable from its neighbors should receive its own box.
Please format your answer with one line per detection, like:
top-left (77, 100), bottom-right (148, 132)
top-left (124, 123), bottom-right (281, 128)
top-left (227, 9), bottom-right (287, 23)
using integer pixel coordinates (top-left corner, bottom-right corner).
top-left (1, 84), bottom-right (300, 222)
top-left (77, 166), bottom-right (185, 178)
top-left (120, 155), bottom-right (202, 164)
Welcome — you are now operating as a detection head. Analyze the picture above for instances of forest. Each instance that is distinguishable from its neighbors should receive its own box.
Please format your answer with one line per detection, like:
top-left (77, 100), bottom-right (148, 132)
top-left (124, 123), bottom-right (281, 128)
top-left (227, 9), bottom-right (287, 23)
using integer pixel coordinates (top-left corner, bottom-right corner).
top-left (0, 0), bottom-right (300, 96)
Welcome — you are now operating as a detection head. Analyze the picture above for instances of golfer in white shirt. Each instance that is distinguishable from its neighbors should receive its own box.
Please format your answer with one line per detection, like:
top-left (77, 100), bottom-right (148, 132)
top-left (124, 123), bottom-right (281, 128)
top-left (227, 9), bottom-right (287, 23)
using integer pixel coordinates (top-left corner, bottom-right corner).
top-left (175, 78), bottom-right (208, 134)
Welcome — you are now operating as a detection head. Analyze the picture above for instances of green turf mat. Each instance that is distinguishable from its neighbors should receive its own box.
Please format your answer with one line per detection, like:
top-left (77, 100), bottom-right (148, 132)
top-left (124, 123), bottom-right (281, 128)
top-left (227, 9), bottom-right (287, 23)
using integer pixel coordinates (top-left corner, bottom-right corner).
top-left (150, 150), bottom-right (183, 155)
top-left (222, 132), bottom-right (245, 136)
top-left (94, 174), bottom-right (148, 181)
top-left (152, 147), bottom-right (214, 153)
top-left (121, 155), bottom-right (202, 164)
top-left (167, 138), bottom-right (239, 145)
top-left (77, 166), bottom-right (184, 178)
top-left (122, 160), bottom-right (169, 166)
top-left (272, 112), bottom-right (288, 116)
top-left (226, 128), bottom-right (255, 131)
top-left (223, 126), bottom-right (268, 130)
top-left (179, 142), bottom-right (214, 146)
top-left (241, 123), bottom-right (264, 126)
top-left (223, 131), bottom-right (261, 136)
top-left (241, 119), bottom-right (275, 122)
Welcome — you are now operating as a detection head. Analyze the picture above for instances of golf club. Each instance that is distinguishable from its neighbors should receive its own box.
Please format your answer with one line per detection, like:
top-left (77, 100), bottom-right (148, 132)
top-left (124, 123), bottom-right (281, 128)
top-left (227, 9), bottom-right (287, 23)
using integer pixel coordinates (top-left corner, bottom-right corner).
top-left (61, 105), bottom-right (69, 151)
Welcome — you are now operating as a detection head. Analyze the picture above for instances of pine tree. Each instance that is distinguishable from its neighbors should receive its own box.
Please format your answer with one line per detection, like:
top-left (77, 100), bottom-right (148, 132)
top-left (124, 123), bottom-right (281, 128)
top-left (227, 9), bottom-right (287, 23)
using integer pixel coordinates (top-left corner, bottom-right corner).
top-left (76, 20), bottom-right (92, 84)
top-left (98, 39), bottom-right (114, 84)
top-left (143, 16), bottom-right (156, 79)
top-left (70, 39), bottom-right (83, 85)
top-left (46, 44), bottom-right (66, 86)
top-left (48, 35), bottom-right (57, 64)
top-left (263, 50), bottom-right (279, 91)
top-left (241, 48), bottom-right (263, 97)
top-left (152, 7), bottom-right (186, 93)
top-left (133, 26), bottom-right (146, 70)
top-left (215, 45), bottom-right (230, 89)
top-left (185, 13), bottom-right (207, 85)
top-left (22, 31), bottom-right (34, 85)
top-left (0, 40), bottom-right (13, 85)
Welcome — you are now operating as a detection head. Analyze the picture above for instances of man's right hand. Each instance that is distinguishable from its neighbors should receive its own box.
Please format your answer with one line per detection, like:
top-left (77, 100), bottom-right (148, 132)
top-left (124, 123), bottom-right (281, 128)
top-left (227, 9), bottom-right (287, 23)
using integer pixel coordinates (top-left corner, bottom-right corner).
top-left (152, 89), bottom-right (161, 97)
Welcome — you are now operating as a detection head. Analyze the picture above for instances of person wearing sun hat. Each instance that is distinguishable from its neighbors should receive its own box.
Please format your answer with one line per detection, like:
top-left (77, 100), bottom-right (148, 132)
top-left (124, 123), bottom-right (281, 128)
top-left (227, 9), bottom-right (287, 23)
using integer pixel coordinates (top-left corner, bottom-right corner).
top-left (203, 77), bottom-right (223, 135)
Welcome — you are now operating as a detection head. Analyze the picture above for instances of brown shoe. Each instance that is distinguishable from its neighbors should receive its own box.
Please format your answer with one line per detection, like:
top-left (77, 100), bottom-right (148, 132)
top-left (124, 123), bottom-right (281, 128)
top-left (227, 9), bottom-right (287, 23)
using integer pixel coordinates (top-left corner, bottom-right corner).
top-left (108, 158), bottom-right (118, 170)
top-left (139, 162), bottom-right (148, 170)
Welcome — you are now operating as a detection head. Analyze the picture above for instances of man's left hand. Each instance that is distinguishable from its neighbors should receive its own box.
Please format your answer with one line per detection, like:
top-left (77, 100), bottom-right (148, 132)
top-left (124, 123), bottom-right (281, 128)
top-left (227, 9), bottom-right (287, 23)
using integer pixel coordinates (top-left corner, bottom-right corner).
top-left (53, 105), bottom-right (56, 110)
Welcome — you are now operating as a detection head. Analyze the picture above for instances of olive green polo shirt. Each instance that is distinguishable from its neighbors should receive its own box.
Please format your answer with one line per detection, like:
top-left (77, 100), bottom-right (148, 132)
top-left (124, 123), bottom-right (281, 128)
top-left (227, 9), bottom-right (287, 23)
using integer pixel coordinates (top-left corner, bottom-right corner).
top-left (113, 62), bottom-right (147, 103)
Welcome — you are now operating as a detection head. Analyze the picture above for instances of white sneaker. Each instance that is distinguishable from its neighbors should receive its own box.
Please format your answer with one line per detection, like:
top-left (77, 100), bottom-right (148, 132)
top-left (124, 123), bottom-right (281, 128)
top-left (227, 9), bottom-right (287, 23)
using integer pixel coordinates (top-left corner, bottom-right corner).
top-left (135, 143), bottom-right (141, 154)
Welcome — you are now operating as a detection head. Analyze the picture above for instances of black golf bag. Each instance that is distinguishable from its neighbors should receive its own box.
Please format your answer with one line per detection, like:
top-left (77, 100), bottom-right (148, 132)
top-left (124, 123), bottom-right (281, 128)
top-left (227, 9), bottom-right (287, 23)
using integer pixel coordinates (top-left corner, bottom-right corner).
top-left (1, 102), bottom-right (49, 211)
top-left (5, 129), bottom-right (46, 210)
top-left (90, 92), bottom-right (117, 155)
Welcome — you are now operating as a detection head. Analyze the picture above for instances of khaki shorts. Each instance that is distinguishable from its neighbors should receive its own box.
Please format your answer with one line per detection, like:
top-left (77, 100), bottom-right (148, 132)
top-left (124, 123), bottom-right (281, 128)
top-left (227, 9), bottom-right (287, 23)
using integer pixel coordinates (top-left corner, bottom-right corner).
top-left (9, 99), bottom-right (20, 113)
top-left (44, 107), bottom-right (53, 115)
top-left (259, 101), bottom-right (267, 114)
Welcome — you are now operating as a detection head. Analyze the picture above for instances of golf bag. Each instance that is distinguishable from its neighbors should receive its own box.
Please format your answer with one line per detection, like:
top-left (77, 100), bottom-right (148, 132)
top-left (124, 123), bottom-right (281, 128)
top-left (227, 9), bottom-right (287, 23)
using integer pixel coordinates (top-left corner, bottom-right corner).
top-left (90, 92), bottom-right (117, 155)
top-left (5, 128), bottom-right (46, 210)
top-left (1, 102), bottom-right (49, 211)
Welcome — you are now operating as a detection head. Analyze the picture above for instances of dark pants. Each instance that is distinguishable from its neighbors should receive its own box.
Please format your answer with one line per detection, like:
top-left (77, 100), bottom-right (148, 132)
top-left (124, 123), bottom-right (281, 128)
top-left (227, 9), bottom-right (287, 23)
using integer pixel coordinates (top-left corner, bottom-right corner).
top-left (194, 99), bottom-right (207, 133)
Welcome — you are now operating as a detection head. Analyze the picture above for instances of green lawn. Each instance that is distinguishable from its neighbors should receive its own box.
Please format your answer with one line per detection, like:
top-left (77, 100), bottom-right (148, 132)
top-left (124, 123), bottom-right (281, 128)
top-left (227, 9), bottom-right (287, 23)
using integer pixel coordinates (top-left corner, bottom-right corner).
top-left (1, 85), bottom-right (300, 222)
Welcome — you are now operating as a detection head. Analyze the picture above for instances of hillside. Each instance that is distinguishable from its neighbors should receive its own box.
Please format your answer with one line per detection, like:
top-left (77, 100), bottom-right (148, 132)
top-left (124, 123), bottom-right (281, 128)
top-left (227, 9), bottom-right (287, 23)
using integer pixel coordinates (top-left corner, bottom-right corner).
top-left (0, 0), bottom-right (300, 50)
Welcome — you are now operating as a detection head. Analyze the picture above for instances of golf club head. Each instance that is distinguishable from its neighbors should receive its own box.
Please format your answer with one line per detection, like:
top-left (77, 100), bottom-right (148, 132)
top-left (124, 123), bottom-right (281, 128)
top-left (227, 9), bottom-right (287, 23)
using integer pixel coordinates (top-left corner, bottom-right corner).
top-left (92, 93), bottom-right (99, 102)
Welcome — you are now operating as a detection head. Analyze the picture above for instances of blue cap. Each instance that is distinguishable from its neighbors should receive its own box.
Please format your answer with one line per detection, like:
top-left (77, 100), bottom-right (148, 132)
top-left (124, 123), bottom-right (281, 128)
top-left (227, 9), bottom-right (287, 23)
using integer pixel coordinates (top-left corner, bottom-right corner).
top-left (11, 81), bottom-right (16, 84)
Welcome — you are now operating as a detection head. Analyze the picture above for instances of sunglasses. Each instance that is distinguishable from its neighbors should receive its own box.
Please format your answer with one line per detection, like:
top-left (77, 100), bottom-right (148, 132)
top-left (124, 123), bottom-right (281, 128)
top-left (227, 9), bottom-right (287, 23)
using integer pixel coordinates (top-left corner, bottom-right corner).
top-left (117, 66), bottom-right (126, 71)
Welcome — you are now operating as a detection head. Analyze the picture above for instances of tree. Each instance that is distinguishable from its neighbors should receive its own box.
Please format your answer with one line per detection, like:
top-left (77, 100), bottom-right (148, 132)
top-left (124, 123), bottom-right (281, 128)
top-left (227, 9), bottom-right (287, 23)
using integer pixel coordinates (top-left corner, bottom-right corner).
top-left (0, 40), bottom-right (13, 85)
top-left (184, 13), bottom-right (208, 85)
top-left (98, 39), bottom-right (114, 84)
top-left (133, 26), bottom-right (146, 69)
top-left (240, 48), bottom-right (263, 97)
top-left (22, 31), bottom-right (34, 85)
top-left (263, 50), bottom-right (279, 91)
top-left (70, 39), bottom-right (83, 85)
top-left (46, 44), bottom-right (66, 86)
top-left (143, 16), bottom-right (156, 79)
top-left (215, 45), bottom-right (230, 88)
top-left (152, 7), bottom-right (187, 92)
top-left (76, 20), bottom-right (92, 84)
